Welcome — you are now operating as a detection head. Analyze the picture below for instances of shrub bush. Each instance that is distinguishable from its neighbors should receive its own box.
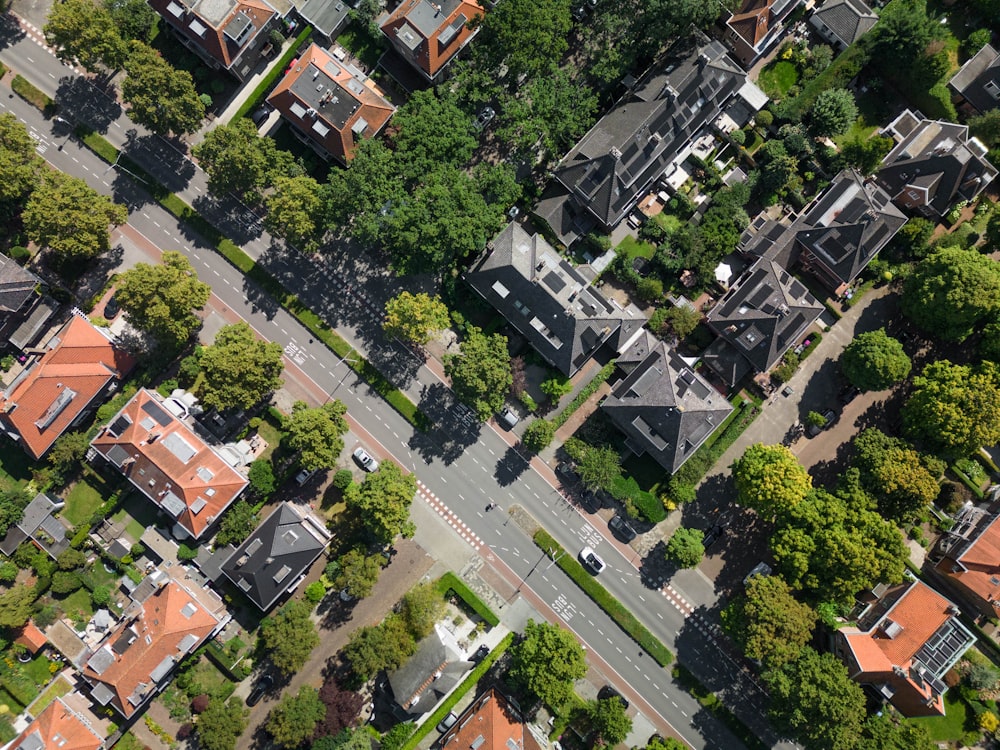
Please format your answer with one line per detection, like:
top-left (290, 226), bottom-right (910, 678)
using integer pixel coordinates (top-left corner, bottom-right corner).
top-left (332, 469), bottom-right (354, 490)
top-left (522, 419), bottom-right (555, 453)
top-left (177, 544), bottom-right (198, 562)
top-left (304, 581), bottom-right (326, 603)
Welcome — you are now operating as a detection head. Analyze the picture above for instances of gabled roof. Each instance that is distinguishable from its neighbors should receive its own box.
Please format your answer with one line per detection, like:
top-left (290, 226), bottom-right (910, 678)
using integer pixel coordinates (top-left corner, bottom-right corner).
top-left (810, 0), bottom-right (877, 47)
top-left (543, 36), bottom-right (764, 242)
top-left (380, 0), bottom-right (484, 81)
top-left (387, 627), bottom-right (472, 716)
top-left (6, 492), bottom-right (71, 559)
top-left (0, 316), bottom-right (134, 460)
top-left (725, 0), bottom-right (800, 58)
top-left (268, 43), bottom-right (395, 164)
top-left (706, 258), bottom-right (822, 374)
top-left (14, 620), bottom-right (47, 655)
top-left (0, 253), bottom-right (39, 316)
top-left (8, 696), bottom-right (104, 750)
top-left (465, 223), bottom-right (646, 376)
top-left (940, 511), bottom-right (1000, 610)
top-left (89, 389), bottom-right (248, 539)
top-left (149, 0), bottom-right (276, 73)
top-left (602, 340), bottom-right (733, 473)
top-left (948, 44), bottom-right (1000, 115)
top-left (441, 687), bottom-right (542, 750)
top-left (82, 580), bottom-right (220, 717)
top-left (220, 502), bottom-right (330, 611)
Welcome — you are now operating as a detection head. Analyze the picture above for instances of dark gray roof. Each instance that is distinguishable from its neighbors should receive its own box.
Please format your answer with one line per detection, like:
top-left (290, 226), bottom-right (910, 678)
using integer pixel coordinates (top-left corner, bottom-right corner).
top-left (296, 0), bottom-right (350, 39)
top-left (387, 630), bottom-right (471, 716)
top-left (0, 254), bottom-right (40, 315)
top-left (465, 223), bottom-right (646, 376)
top-left (876, 114), bottom-right (999, 219)
top-left (3, 492), bottom-right (72, 559)
top-left (948, 44), bottom-right (1000, 114)
top-left (700, 336), bottom-right (752, 387)
top-left (810, 0), bottom-right (876, 47)
top-left (603, 340), bottom-right (733, 473)
top-left (706, 258), bottom-right (823, 374)
top-left (221, 502), bottom-right (330, 611)
top-left (540, 35), bottom-right (764, 243)
top-left (7, 298), bottom-right (56, 352)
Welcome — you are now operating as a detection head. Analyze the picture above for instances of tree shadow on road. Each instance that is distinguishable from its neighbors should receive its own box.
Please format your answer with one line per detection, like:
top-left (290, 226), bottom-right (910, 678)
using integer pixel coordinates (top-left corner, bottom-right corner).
top-left (191, 193), bottom-right (264, 246)
top-left (638, 539), bottom-right (673, 589)
top-left (494, 444), bottom-right (530, 487)
top-left (366, 339), bottom-right (422, 393)
top-left (242, 273), bottom-right (281, 320)
top-left (54, 75), bottom-right (122, 135)
top-left (0, 16), bottom-right (25, 51)
top-left (121, 129), bottom-right (195, 195)
top-left (407, 382), bottom-right (481, 466)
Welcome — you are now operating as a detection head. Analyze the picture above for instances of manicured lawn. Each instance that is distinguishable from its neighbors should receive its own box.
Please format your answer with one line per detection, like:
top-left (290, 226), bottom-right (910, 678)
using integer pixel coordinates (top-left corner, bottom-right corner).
top-left (22, 654), bottom-right (56, 686)
top-left (833, 90), bottom-right (889, 148)
top-left (112, 491), bottom-right (161, 541)
top-left (757, 60), bottom-right (799, 98)
top-left (907, 688), bottom-right (975, 742)
top-left (255, 418), bottom-right (284, 462)
top-left (616, 236), bottom-right (656, 261)
top-left (56, 587), bottom-right (95, 621)
top-left (336, 23), bottom-right (384, 70)
top-left (653, 212), bottom-right (681, 233)
top-left (25, 675), bottom-right (71, 716)
top-left (62, 481), bottom-right (104, 526)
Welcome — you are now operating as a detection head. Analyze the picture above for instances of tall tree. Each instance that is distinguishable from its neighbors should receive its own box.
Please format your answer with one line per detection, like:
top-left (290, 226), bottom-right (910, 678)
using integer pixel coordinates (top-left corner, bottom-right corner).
top-left (902, 246), bottom-right (1000, 341)
top-left (852, 429), bottom-right (940, 521)
top-left (198, 322), bottom-right (285, 411)
top-left (23, 171), bottom-right (128, 262)
top-left (44, 0), bottom-right (127, 72)
top-left (808, 88), bottom-right (858, 137)
top-left (266, 686), bottom-right (326, 749)
top-left (383, 292), bottom-right (450, 346)
top-left (575, 444), bottom-right (623, 493)
top-left (283, 400), bottom-right (349, 471)
top-left (970, 109), bottom-right (1000, 147)
top-left (840, 328), bottom-right (911, 391)
top-left (323, 138), bottom-right (404, 244)
top-left (196, 698), bottom-right (248, 750)
top-left (731, 444), bottom-right (812, 522)
top-left (472, 0), bottom-right (571, 83)
top-left (214, 500), bottom-right (259, 547)
top-left (343, 614), bottom-right (415, 681)
top-left (389, 90), bottom-right (478, 181)
top-left (584, 697), bottom-right (632, 747)
top-left (265, 174), bottom-right (325, 252)
top-left (444, 326), bottom-right (512, 421)
top-left (333, 548), bottom-right (382, 600)
top-left (857, 714), bottom-right (936, 750)
top-left (315, 679), bottom-right (364, 741)
top-left (764, 647), bottom-right (866, 750)
top-left (0, 114), bottom-right (43, 205)
top-left (721, 575), bottom-right (815, 669)
top-left (869, 0), bottom-right (939, 62)
top-left (104, 0), bottom-right (157, 41)
top-left (509, 620), bottom-right (587, 708)
top-left (907, 359), bottom-right (1000, 458)
top-left (194, 118), bottom-right (301, 202)
top-left (345, 461), bottom-right (417, 546)
top-left (122, 41), bottom-right (205, 135)
top-left (666, 527), bottom-right (705, 568)
top-left (114, 251), bottom-right (210, 350)
top-left (259, 600), bottom-right (320, 676)
top-left (399, 582), bottom-right (445, 640)
top-left (0, 584), bottom-right (35, 628)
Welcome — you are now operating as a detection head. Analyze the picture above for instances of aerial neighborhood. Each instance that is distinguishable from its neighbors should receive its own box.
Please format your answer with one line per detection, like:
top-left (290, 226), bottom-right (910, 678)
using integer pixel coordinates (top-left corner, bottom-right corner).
top-left (0, 0), bottom-right (995, 749)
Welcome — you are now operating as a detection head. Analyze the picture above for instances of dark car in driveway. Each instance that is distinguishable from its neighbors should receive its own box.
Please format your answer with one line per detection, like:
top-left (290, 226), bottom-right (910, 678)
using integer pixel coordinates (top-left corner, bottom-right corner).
top-left (806, 408), bottom-right (838, 437)
top-left (599, 685), bottom-right (629, 709)
top-left (246, 673), bottom-right (274, 706)
top-left (608, 514), bottom-right (637, 542)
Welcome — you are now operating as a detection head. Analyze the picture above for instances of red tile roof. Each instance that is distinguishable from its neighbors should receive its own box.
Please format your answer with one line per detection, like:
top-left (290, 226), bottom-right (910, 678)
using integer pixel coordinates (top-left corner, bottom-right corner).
top-left (727, 0), bottom-right (775, 47)
top-left (89, 389), bottom-right (248, 539)
top-left (945, 514), bottom-right (1000, 609)
top-left (0, 316), bottom-right (134, 460)
top-left (148, 0), bottom-right (276, 71)
top-left (381, 0), bottom-right (484, 80)
top-left (83, 580), bottom-right (220, 717)
top-left (441, 688), bottom-right (541, 750)
top-left (267, 43), bottom-right (396, 164)
top-left (9, 696), bottom-right (103, 750)
top-left (14, 621), bottom-right (47, 654)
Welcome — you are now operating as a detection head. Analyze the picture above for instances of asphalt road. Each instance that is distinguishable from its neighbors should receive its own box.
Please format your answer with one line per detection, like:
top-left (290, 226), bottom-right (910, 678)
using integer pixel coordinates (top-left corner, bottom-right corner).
top-left (0, 22), bottom-right (796, 749)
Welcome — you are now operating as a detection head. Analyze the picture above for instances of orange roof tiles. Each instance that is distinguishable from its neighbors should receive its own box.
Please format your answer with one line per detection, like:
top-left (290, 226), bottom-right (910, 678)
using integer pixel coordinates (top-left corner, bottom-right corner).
top-left (441, 688), bottom-right (541, 750)
top-left (10, 696), bottom-right (103, 750)
top-left (948, 514), bottom-right (1000, 609)
top-left (267, 43), bottom-right (395, 164)
top-left (83, 581), bottom-right (220, 717)
top-left (0, 316), bottom-right (134, 460)
top-left (728, 0), bottom-right (775, 47)
top-left (14, 621), bottom-right (47, 654)
top-left (89, 389), bottom-right (247, 539)
top-left (381, 0), bottom-right (484, 81)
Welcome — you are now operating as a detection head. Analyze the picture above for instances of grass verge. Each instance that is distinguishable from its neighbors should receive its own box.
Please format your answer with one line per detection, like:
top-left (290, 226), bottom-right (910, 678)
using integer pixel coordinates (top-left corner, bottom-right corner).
top-left (233, 25), bottom-right (313, 121)
top-left (435, 572), bottom-right (500, 627)
top-left (533, 528), bottom-right (673, 666)
top-left (12, 75), bottom-right (56, 115)
top-left (672, 664), bottom-right (769, 750)
top-left (399, 633), bottom-right (514, 750)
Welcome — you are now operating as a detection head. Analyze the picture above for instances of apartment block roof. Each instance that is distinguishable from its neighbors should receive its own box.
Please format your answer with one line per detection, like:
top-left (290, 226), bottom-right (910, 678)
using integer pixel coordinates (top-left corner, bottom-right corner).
top-left (150, 0), bottom-right (277, 71)
top-left (89, 389), bottom-right (248, 539)
top-left (380, 0), bottom-right (483, 81)
top-left (810, 0), bottom-right (877, 47)
top-left (0, 316), bottom-right (134, 460)
top-left (0, 254), bottom-right (39, 316)
top-left (8, 696), bottom-right (104, 750)
top-left (268, 43), bottom-right (395, 163)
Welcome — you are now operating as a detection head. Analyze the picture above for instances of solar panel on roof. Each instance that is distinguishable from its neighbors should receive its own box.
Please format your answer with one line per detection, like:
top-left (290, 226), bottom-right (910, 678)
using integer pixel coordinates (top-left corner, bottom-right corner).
top-left (141, 400), bottom-right (173, 427)
top-left (542, 270), bottom-right (566, 294)
top-left (109, 414), bottom-right (132, 437)
top-left (106, 444), bottom-right (131, 467)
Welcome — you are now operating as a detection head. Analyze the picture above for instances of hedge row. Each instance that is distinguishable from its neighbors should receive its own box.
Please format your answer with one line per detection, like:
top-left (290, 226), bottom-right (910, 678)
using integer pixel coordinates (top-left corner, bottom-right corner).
top-left (533, 529), bottom-right (673, 666)
top-left (551, 360), bottom-right (617, 429)
top-left (435, 572), bottom-right (500, 627)
top-left (233, 25), bottom-right (313, 121)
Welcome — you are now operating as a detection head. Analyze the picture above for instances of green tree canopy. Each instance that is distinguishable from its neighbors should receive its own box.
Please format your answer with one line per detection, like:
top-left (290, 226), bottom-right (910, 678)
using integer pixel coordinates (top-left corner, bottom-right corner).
top-left (196, 697), bottom-right (249, 750)
top-left (764, 647), bottom-right (866, 750)
top-left (383, 292), bottom-right (450, 346)
top-left (345, 461), bottom-right (417, 546)
top-left (215, 500), bottom-right (259, 547)
top-left (902, 359), bottom-right (1000, 457)
top-left (665, 527), bottom-right (705, 569)
top-left (44, 0), bottom-right (127, 72)
top-left (389, 90), bottom-right (478, 181)
top-left (808, 88), bottom-right (858, 137)
top-left (0, 114), bottom-right (43, 205)
top-left (770, 488), bottom-right (906, 604)
top-left (840, 328), bottom-right (911, 391)
top-left (721, 575), bottom-right (815, 669)
top-left (509, 620), bottom-right (587, 708)
top-left (122, 41), bottom-right (205, 135)
top-left (851, 429), bottom-right (940, 521)
top-left (247, 459), bottom-right (276, 497)
top-left (857, 714), bottom-right (935, 750)
top-left (869, 0), bottom-right (939, 61)
top-left (732, 443), bottom-right (812, 521)
top-left (343, 613), bottom-right (415, 681)
top-left (902, 246), bottom-right (1000, 341)
top-left (585, 697), bottom-right (632, 747)
top-left (323, 138), bottom-right (404, 244)
top-left (104, 0), bottom-right (157, 41)
top-left (266, 686), bottom-right (325, 749)
top-left (472, 0), bottom-right (571, 83)
top-left (0, 585), bottom-right (35, 628)
top-left (837, 134), bottom-right (895, 176)
top-left (23, 171), bottom-right (127, 262)
top-left (198, 322), bottom-right (285, 411)
top-left (399, 582), bottom-right (445, 641)
top-left (259, 600), bottom-right (320, 676)
top-left (114, 251), bottom-right (210, 350)
top-left (970, 109), bottom-right (1000, 147)
top-left (576, 444), bottom-right (623, 493)
top-left (265, 174), bottom-right (325, 252)
top-left (641, 738), bottom-right (687, 750)
top-left (444, 327), bottom-right (512, 421)
top-left (333, 548), bottom-right (382, 600)
top-left (283, 400), bottom-right (349, 471)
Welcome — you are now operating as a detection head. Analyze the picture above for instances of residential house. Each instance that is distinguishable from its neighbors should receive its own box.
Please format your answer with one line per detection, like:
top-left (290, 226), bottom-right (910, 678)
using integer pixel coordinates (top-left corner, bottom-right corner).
top-left (80, 574), bottom-right (226, 718)
top-left (704, 258), bottom-right (823, 385)
top-left (602, 339), bottom-right (733, 474)
top-left (149, 0), bottom-right (280, 81)
top-left (440, 687), bottom-right (544, 750)
top-left (722, 0), bottom-right (802, 68)
top-left (296, 0), bottom-right (351, 39)
top-left (267, 43), bottom-right (395, 164)
top-left (0, 254), bottom-right (55, 353)
top-left (536, 34), bottom-right (767, 246)
top-left (89, 389), bottom-right (249, 540)
top-left (740, 169), bottom-right (906, 295)
top-left (220, 502), bottom-right (331, 611)
top-left (808, 0), bottom-right (877, 51)
top-left (876, 109), bottom-right (998, 220)
top-left (380, 0), bottom-right (484, 83)
top-left (13, 621), bottom-right (47, 657)
top-left (465, 222), bottom-right (646, 376)
top-left (948, 43), bottom-right (1000, 115)
top-left (385, 625), bottom-right (473, 720)
top-left (0, 316), bottom-right (134, 460)
top-left (3, 696), bottom-right (105, 750)
top-left (934, 502), bottom-right (1000, 620)
top-left (835, 579), bottom-right (975, 716)
top-left (0, 492), bottom-right (72, 559)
